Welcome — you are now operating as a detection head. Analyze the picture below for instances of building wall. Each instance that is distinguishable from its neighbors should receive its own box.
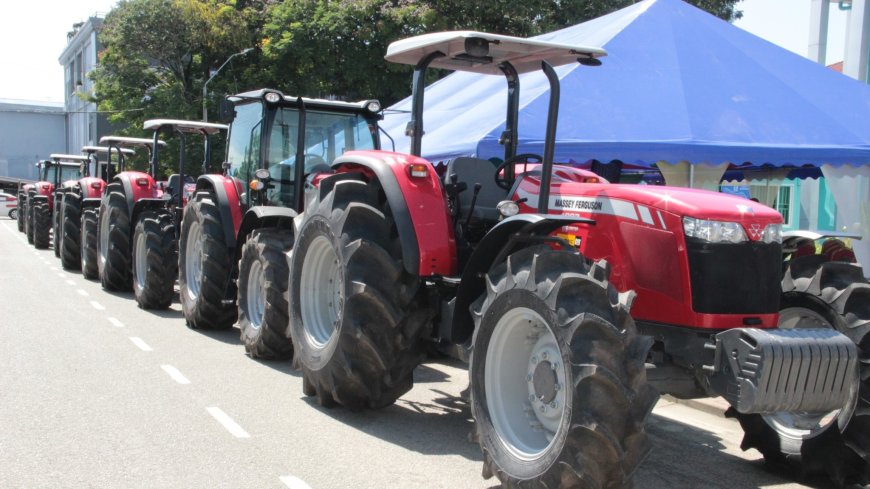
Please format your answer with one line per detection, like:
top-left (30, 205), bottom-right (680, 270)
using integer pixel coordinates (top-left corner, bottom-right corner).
top-left (60, 17), bottom-right (105, 154)
top-left (0, 102), bottom-right (66, 179)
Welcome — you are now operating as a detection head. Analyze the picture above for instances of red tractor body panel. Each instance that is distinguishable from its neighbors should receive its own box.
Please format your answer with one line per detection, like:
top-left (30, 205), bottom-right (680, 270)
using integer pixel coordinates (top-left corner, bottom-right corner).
top-left (513, 171), bottom-right (782, 330)
top-left (340, 150), bottom-right (457, 276)
top-left (116, 171), bottom-right (164, 201)
top-left (78, 177), bottom-right (107, 199)
top-left (220, 175), bottom-right (245, 236)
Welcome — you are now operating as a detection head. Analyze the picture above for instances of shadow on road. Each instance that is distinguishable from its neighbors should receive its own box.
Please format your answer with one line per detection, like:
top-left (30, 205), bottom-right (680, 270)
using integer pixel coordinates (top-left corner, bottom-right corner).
top-left (186, 324), bottom-right (243, 345)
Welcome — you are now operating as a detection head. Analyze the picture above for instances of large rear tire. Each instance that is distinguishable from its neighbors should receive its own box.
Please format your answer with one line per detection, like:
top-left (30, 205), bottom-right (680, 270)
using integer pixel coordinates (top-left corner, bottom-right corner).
top-left (53, 197), bottom-right (62, 257)
top-left (470, 247), bottom-right (657, 489)
top-left (16, 196), bottom-right (24, 232)
top-left (60, 193), bottom-right (82, 270)
top-left (238, 228), bottom-right (294, 360)
top-left (728, 256), bottom-right (870, 486)
top-left (178, 192), bottom-right (236, 329)
top-left (132, 210), bottom-right (177, 309)
top-left (289, 178), bottom-right (433, 410)
top-left (32, 200), bottom-right (51, 249)
top-left (98, 182), bottom-right (132, 291)
top-left (25, 197), bottom-right (34, 244)
top-left (80, 208), bottom-right (99, 279)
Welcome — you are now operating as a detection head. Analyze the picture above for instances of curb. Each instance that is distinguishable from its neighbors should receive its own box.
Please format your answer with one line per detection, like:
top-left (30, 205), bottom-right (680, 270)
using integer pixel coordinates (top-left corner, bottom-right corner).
top-left (662, 394), bottom-right (730, 418)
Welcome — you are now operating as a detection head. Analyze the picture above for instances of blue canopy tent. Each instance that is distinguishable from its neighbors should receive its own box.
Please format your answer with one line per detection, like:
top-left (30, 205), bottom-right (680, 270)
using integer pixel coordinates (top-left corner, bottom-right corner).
top-left (380, 0), bottom-right (870, 271)
top-left (381, 0), bottom-right (870, 168)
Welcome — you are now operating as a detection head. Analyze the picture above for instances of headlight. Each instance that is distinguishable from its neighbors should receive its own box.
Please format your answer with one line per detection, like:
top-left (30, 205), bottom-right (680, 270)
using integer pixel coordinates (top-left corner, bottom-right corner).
top-left (254, 168), bottom-right (270, 180)
top-left (761, 223), bottom-right (782, 243)
top-left (364, 100), bottom-right (381, 113)
top-left (264, 92), bottom-right (282, 104)
top-left (497, 200), bottom-right (519, 217)
top-left (683, 217), bottom-right (747, 244)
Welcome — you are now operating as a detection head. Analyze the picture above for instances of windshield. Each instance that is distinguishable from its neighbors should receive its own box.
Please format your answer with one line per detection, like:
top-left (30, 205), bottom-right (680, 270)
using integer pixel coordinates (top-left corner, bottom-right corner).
top-left (57, 165), bottom-right (81, 183)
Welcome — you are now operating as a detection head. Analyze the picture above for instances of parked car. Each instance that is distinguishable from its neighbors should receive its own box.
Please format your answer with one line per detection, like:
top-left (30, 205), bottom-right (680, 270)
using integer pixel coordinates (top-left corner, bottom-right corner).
top-left (0, 192), bottom-right (17, 219)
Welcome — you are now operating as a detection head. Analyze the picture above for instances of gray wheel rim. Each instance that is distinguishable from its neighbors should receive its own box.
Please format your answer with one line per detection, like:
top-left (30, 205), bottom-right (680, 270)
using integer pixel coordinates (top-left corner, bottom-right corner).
top-left (184, 221), bottom-right (203, 301)
top-left (134, 230), bottom-right (147, 291)
top-left (762, 306), bottom-right (855, 440)
top-left (300, 235), bottom-right (342, 348)
top-left (485, 307), bottom-right (565, 461)
top-left (245, 259), bottom-right (266, 329)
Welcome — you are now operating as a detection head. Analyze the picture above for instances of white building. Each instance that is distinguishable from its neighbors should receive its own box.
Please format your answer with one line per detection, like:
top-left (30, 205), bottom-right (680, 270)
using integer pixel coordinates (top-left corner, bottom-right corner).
top-left (58, 16), bottom-right (113, 153)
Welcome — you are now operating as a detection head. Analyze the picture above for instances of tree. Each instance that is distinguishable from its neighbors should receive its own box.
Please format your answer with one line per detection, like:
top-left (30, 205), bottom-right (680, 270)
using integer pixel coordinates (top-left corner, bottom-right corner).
top-left (90, 0), bottom-right (258, 175)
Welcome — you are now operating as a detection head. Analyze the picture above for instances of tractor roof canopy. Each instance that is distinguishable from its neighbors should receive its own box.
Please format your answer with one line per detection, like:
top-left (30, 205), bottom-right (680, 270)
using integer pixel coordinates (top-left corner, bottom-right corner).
top-left (385, 31), bottom-right (605, 74)
top-left (82, 146), bottom-right (135, 156)
top-left (229, 89), bottom-right (382, 116)
top-left (49, 154), bottom-right (89, 164)
top-left (99, 136), bottom-right (167, 148)
top-left (143, 119), bottom-right (228, 135)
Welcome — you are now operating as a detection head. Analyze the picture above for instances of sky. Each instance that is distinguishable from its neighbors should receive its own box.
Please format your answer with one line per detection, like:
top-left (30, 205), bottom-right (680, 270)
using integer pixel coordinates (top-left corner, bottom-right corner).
top-left (0, 0), bottom-right (854, 104)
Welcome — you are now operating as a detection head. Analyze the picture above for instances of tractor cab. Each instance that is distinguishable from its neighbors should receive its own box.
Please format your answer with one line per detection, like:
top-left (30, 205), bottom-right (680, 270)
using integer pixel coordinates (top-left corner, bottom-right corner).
top-left (221, 89), bottom-right (382, 211)
top-left (45, 155), bottom-right (88, 192)
top-left (385, 31), bottom-right (605, 263)
top-left (99, 136), bottom-right (167, 178)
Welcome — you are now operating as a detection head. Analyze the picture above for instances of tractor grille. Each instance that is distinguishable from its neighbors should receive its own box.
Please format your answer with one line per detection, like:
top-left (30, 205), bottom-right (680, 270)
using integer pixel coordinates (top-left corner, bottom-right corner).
top-left (686, 238), bottom-right (781, 314)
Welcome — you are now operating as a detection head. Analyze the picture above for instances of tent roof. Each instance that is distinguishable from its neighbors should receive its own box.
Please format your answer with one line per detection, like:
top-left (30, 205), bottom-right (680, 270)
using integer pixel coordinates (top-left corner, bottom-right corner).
top-left (381, 0), bottom-right (870, 168)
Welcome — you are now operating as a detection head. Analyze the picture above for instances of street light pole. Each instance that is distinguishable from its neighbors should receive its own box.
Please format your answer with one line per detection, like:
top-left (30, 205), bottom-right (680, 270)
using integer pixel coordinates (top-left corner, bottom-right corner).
top-left (202, 47), bottom-right (254, 122)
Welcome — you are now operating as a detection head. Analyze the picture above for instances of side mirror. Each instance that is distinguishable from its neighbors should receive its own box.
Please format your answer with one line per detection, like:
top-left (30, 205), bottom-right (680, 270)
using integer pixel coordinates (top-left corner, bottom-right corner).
top-left (218, 99), bottom-right (236, 123)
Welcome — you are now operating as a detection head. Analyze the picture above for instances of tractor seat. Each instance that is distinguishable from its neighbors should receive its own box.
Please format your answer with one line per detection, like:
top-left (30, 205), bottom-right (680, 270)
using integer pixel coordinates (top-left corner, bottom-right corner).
top-left (165, 174), bottom-right (193, 198)
top-left (444, 157), bottom-right (507, 222)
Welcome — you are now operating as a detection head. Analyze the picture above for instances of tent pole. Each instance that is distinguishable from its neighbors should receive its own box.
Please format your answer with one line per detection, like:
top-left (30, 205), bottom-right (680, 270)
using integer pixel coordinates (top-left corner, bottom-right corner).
top-left (689, 164), bottom-right (695, 188)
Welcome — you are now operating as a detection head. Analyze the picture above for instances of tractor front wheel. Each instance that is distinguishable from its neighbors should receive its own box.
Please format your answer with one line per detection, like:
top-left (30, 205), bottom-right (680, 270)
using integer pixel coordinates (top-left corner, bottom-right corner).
top-left (32, 200), bottom-right (51, 249)
top-left (98, 182), bottom-right (132, 291)
top-left (53, 198), bottom-right (62, 257)
top-left (60, 193), bottom-right (82, 270)
top-left (728, 257), bottom-right (870, 486)
top-left (132, 211), bottom-right (177, 309)
top-left (25, 198), bottom-right (34, 243)
top-left (238, 228), bottom-right (294, 360)
top-left (178, 192), bottom-right (236, 329)
top-left (290, 177), bottom-right (433, 410)
top-left (470, 247), bottom-right (658, 489)
top-left (16, 198), bottom-right (23, 232)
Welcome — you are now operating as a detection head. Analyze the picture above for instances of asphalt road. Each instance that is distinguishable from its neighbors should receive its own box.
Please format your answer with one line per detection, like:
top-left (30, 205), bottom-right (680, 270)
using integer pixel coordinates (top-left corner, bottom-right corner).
top-left (0, 218), bottom-right (842, 489)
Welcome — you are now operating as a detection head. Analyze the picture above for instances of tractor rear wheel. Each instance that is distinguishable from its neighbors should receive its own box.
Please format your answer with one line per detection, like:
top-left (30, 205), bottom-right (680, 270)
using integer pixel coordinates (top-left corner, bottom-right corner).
top-left (60, 193), bottom-right (82, 270)
top-left (32, 200), bottom-right (51, 249)
top-left (26, 198), bottom-right (34, 244)
top-left (238, 228), bottom-right (294, 360)
top-left (290, 178), bottom-right (433, 410)
top-left (80, 208), bottom-right (99, 279)
top-left (470, 247), bottom-right (657, 489)
top-left (132, 211), bottom-right (177, 309)
top-left (178, 192), bottom-right (236, 329)
top-left (98, 182), bottom-right (132, 291)
top-left (728, 257), bottom-right (870, 486)
top-left (16, 199), bottom-right (23, 232)
top-left (53, 198), bottom-right (62, 257)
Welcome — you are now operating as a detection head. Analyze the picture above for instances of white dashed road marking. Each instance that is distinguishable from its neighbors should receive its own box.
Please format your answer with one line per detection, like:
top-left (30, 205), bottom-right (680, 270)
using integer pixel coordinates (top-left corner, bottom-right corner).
top-left (66, 280), bottom-right (76, 286)
top-left (206, 407), bottom-right (250, 438)
top-left (280, 476), bottom-right (314, 489)
top-left (107, 317), bottom-right (124, 328)
top-left (90, 301), bottom-right (105, 311)
top-left (129, 337), bottom-right (153, 352)
top-left (76, 289), bottom-right (88, 296)
top-left (57, 273), bottom-right (67, 279)
top-left (160, 365), bottom-right (191, 385)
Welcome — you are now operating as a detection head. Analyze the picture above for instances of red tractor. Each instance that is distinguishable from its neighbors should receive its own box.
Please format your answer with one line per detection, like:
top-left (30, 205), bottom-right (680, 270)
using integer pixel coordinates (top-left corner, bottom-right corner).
top-left (94, 136), bottom-right (166, 290)
top-left (177, 90), bottom-right (382, 360)
top-left (28, 155), bottom-right (86, 250)
top-left (58, 145), bottom-right (135, 271)
top-left (287, 32), bottom-right (868, 488)
top-left (128, 119), bottom-right (228, 309)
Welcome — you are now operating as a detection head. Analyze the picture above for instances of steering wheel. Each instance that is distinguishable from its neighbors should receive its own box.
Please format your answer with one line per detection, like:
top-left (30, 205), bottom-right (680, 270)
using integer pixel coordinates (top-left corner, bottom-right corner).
top-left (494, 153), bottom-right (543, 189)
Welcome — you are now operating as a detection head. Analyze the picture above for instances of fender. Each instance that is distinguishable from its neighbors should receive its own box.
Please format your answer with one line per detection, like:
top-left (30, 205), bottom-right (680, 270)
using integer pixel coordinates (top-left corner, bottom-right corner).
top-left (113, 171), bottom-right (158, 218)
top-left (332, 150), bottom-right (456, 276)
top-left (446, 214), bottom-right (595, 344)
top-left (234, 206), bottom-right (298, 261)
top-left (131, 198), bottom-right (170, 229)
top-left (195, 174), bottom-right (244, 253)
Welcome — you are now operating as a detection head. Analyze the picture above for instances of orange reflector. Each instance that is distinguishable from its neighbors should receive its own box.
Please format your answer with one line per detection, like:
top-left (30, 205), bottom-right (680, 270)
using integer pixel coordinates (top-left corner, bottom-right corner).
top-left (250, 180), bottom-right (264, 191)
top-left (584, 177), bottom-right (599, 183)
top-left (409, 163), bottom-right (428, 178)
